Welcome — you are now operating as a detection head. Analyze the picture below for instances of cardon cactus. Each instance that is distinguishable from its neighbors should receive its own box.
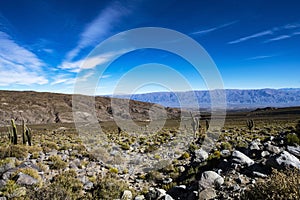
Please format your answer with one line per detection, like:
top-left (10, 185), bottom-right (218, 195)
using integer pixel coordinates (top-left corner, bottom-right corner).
top-left (190, 112), bottom-right (200, 138)
top-left (22, 120), bottom-right (27, 145)
top-left (8, 127), bottom-right (13, 143)
top-left (246, 119), bottom-right (254, 131)
top-left (26, 128), bottom-right (32, 146)
top-left (206, 119), bottom-right (210, 131)
top-left (11, 119), bottom-right (18, 145)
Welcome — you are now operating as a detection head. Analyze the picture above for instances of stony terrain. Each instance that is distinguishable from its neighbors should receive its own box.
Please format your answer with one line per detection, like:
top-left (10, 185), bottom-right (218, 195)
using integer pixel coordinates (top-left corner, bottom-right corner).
top-left (0, 118), bottom-right (299, 199)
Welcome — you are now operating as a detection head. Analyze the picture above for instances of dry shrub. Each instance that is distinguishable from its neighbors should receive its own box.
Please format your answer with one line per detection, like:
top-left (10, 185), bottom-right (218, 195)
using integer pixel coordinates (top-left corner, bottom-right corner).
top-left (242, 169), bottom-right (300, 200)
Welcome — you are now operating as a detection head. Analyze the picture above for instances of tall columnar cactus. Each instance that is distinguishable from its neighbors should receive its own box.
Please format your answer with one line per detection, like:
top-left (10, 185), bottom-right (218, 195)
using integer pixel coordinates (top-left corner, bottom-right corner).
top-left (11, 119), bottom-right (18, 145)
top-left (246, 119), bottom-right (254, 131)
top-left (26, 128), bottom-right (32, 146)
top-left (190, 112), bottom-right (199, 138)
top-left (118, 127), bottom-right (122, 136)
top-left (206, 119), bottom-right (210, 131)
top-left (8, 127), bottom-right (12, 144)
top-left (22, 120), bottom-right (27, 145)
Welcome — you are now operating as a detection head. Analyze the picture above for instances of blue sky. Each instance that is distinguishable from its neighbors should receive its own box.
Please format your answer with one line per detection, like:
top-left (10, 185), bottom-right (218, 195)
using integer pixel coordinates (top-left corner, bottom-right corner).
top-left (0, 0), bottom-right (300, 95)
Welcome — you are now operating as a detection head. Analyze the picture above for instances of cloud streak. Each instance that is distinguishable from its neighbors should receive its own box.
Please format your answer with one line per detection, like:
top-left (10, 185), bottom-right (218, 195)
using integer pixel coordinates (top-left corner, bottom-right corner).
top-left (246, 55), bottom-right (276, 60)
top-left (66, 2), bottom-right (128, 61)
top-left (228, 30), bottom-right (273, 44)
top-left (228, 22), bottom-right (300, 44)
top-left (0, 31), bottom-right (48, 86)
top-left (192, 20), bottom-right (238, 35)
top-left (59, 50), bottom-right (127, 73)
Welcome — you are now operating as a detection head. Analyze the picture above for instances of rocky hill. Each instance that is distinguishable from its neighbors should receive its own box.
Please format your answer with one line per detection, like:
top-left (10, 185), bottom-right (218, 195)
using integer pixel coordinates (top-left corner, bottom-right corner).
top-left (0, 90), bottom-right (181, 125)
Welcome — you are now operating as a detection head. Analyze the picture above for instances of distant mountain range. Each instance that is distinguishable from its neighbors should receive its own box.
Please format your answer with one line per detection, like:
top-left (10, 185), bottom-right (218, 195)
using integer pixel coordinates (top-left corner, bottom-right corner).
top-left (112, 88), bottom-right (300, 109)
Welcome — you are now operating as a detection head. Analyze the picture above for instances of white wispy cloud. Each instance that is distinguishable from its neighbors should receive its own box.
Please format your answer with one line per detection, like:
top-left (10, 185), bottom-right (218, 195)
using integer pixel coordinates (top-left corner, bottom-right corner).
top-left (50, 74), bottom-right (75, 85)
top-left (228, 22), bottom-right (300, 44)
top-left (228, 30), bottom-right (273, 44)
top-left (0, 31), bottom-right (48, 86)
top-left (66, 2), bottom-right (128, 61)
top-left (264, 30), bottom-right (300, 43)
top-left (246, 55), bottom-right (276, 60)
top-left (59, 49), bottom-right (129, 73)
top-left (265, 35), bottom-right (291, 43)
top-left (192, 20), bottom-right (238, 35)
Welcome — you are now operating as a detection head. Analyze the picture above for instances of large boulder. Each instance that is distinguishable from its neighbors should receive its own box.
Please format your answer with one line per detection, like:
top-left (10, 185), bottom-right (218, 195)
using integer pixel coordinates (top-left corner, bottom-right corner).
top-left (199, 171), bottom-right (224, 190)
top-left (198, 188), bottom-right (217, 200)
top-left (267, 151), bottom-right (300, 170)
top-left (0, 158), bottom-right (15, 174)
top-left (287, 145), bottom-right (300, 157)
top-left (194, 149), bottom-right (208, 162)
top-left (232, 151), bottom-right (254, 166)
top-left (265, 143), bottom-right (281, 154)
top-left (15, 172), bottom-right (39, 186)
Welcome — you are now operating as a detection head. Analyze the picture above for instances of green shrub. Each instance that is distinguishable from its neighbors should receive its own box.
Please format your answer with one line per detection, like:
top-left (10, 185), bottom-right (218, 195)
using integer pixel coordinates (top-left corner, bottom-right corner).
top-left (118, 141), bottom-right (130, 150)
top-left (0, 180), bottom-right (19, 197)
top-left (109, 167), bottom-right (119, 174)
top-left (0, 145), bottom-right (28, 159)
top-left (241, 169), bottom-right (300, 200)
top-left (42, 141), bottom-right (58, 152)
top-left (221, 142), bottom-right (232, 151)
top-left (90, 174), bottom-right (130, 200)
top-left (286, 133), bottom-right (300, 145)
top-left (27, 170), bottom-right (83, 200)
top-left (146, 170), bottom-right (164, 182)
top-left (49, 155), bottom-right (67, 170)
top-left (181, 152), bottom-right (190, 159)
top-left (208, 150), bottom-right (221, 160)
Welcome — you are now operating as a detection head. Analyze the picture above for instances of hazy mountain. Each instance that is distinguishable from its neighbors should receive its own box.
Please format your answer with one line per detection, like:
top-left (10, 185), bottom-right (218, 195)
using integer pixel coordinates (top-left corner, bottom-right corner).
top-left (113, 88), bottom-right (300, 109)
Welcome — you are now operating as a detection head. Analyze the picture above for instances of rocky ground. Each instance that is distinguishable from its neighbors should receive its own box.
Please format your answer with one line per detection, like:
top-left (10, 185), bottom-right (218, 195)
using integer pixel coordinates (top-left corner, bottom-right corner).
top-left (0, 119), bottom-right (300, 200)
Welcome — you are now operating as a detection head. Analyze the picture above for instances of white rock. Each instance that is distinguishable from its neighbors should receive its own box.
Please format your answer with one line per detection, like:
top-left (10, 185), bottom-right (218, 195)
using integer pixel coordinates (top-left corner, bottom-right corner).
top-left (266, 144), bottom-right (281, 154)
top-left (121, 190), bottom-right (133, 200)
top-left (199, 171), bottom-right (224, 190)
top-left (194, 149), bottom-right (209, 162)
top-left (15, 172), bottom-right (39, 186)
top-left (232, 150), bottom-right (254, 166)
top-left (276, 151), bottom-right (300, 169)
top-left (164, 194), bottom-right (174, 200)
top-left (287, 145), bottom-right (300, 157)
top-left (198, 188), bottom-right (217, 200)
top-left (134, 195), bottom-right (145, 200)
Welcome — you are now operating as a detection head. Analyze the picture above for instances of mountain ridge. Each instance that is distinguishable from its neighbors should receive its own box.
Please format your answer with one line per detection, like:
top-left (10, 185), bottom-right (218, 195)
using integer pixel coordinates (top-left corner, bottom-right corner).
top-left (112, 88), bottom-right (300, 109)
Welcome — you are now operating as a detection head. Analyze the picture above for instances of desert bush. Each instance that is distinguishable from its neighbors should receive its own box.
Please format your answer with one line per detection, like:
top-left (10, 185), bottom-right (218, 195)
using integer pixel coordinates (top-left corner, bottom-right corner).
top-left (109, 167), bottom-right (119, 174)
top-left (221, 142), bottom-right (232, 151)
top-left (146, 170), bottom-right (164, 182)
top-left (90, 173), bottom-right (130, 200)
top-left (41, 141), bottom-right (58, 152)
top-left (26, 170), bottom-right (83, 200)
top-left (208, 150), bottom-right (221, 160)
top-left (12, 167), bottom-right (40, 181)
top-left (181, 152), bottom-right (190, 159)
top-left (241, 169), bottom-right (300, 200)
top-left (286, 133), bottom-right (300, 145)
top-left (118, 141), bottom-right (130, 150)
top-left (48, 155), bottom-right (67, 170)
top-left (0, 144), bottom-right (28, 159)
top-left (0, 179), bottom-right (19, 197)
